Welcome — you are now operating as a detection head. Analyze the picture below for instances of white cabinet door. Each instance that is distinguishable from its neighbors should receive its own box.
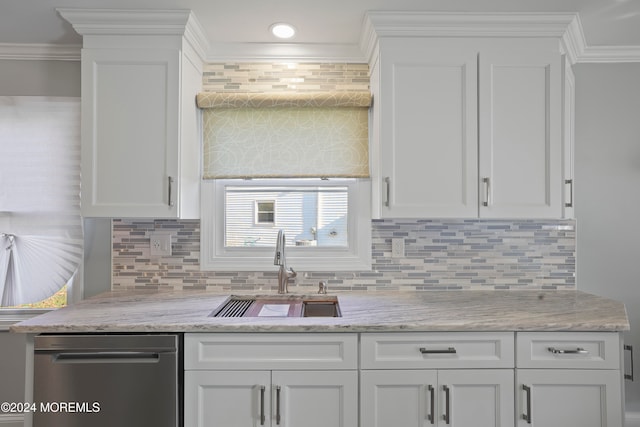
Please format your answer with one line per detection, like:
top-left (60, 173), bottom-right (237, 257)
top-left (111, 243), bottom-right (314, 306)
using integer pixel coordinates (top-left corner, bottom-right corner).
top-left (377, 38), bottom-right (479, 218)
top-left (361, 369), bottom-right (513, 427)
top-left (81, 48), bottom-right (181, 217)
top-left (438, 369), bottom-right (514, 427)
top-left (361, 370), bottom-right (437, 427)
top-left (184, 370), bottom-right (271, 427)
top-left (516, 370), bottom-right (623, 427)
top-left (273, 370), bottom-right (358, 427)
top-left (478, 48), bottom-right (562, 218)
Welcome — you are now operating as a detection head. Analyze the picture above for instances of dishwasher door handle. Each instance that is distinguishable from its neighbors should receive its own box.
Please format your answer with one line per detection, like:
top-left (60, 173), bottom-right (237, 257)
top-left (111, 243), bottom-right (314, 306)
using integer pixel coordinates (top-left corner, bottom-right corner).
top-left (50, 351), bottom-right (162, 363)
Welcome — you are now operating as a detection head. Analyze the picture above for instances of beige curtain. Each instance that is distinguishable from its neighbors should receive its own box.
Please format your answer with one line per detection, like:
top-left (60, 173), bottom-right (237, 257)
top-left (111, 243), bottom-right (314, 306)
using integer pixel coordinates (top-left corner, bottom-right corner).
top-left (198, 91), bottom-right (371, 179)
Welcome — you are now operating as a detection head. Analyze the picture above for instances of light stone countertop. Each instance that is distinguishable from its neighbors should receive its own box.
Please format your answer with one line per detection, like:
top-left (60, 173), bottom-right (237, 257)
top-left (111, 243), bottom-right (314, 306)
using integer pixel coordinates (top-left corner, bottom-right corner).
top-left (10, 289), bottom-right (629, 333)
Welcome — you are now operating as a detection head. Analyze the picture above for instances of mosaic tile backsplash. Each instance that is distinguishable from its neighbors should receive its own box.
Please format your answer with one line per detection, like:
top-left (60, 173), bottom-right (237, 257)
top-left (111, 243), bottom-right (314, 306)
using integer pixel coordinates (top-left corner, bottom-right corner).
top-left (202, 63), bottom-right (370, 93)
top-left (112, 219), bottom-right (576, 292)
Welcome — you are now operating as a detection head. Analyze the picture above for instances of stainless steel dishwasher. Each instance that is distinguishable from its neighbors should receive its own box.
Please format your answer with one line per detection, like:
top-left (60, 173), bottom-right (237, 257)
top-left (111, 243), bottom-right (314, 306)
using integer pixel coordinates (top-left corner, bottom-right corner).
top-left (33, 334), bottom-right (181, 427)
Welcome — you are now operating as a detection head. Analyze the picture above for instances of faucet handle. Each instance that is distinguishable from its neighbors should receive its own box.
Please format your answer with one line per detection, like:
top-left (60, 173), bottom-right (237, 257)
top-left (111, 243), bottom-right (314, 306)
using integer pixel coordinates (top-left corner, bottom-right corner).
top-left (318, 281), bottom-right (327, 294)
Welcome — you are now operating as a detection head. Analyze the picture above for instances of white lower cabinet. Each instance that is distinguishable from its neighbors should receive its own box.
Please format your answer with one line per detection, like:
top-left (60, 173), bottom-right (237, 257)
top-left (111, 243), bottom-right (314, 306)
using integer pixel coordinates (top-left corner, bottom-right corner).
top-left (185, 370), bottom-right (358, 427)
top-left (184, 332), bottom-right (625, 427)
top-left (515, 332), bottom-right (624, 427)
top-left (360, 332), bottom-right (515, 427)
top-left (361, 369), bottom-right (514, 427)
top-left (184, 333), bottom-right (358, 427)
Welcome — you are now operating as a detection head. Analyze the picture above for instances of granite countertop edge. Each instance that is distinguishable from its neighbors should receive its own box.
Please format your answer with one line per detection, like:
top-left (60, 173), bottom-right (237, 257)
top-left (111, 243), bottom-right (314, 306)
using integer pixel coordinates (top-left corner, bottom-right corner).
top-left (10, 289), bottom-right (630, 334)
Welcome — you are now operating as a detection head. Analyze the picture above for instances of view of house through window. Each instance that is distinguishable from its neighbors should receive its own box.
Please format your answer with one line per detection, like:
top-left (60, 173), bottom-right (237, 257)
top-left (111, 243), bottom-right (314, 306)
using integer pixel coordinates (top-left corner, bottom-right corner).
top-left (255, 201), bottom-right (275, 224)
top-left (224, 184), bottom-right (349, 248)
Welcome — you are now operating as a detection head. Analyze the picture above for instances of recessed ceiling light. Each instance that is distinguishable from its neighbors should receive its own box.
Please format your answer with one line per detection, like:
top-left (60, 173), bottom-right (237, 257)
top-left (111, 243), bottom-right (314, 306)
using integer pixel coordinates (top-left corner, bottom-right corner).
top-left (270, 23), bottom-right (296, 39)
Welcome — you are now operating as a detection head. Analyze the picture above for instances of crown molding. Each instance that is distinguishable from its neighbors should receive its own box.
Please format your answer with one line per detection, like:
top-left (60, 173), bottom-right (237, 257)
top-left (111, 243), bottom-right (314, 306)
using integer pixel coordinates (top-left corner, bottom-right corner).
top-left (560, 14), bottom-right (586, 64)
top-left (56, 8), bottom-right (209, 62)
top-left (0, 43), bottom-right (80, 61)
top-left (361, 11), bottom-right (578, 64)
top-left (56, 8), bottom-right (193, 36)
top-left (575, 45), bottom-right (640, 63)
top-left (205, 42), bottom-right (366, 63)
top-left (559, 15), bottom-right (640, 63)
top-left (361, 10), bottom-right (640, 65)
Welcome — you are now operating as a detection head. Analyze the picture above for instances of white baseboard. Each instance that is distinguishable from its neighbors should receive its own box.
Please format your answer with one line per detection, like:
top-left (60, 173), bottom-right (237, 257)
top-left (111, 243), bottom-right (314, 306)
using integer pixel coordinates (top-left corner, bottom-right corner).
top-left (0, 413), bottom-right (23, 427)
top-left (627, 411), bottom-right (640, 427)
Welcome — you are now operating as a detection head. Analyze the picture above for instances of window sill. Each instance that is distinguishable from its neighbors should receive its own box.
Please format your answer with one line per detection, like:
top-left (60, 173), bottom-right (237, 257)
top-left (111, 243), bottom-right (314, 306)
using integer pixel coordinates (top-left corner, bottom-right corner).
top-left (0, 309), bottom-right (52, 331)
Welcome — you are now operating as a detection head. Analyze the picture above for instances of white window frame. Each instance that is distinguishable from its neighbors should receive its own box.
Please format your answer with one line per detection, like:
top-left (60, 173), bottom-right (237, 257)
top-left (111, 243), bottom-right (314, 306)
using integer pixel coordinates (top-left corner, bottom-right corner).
top-left (201, 178), bottom-right (371, 272)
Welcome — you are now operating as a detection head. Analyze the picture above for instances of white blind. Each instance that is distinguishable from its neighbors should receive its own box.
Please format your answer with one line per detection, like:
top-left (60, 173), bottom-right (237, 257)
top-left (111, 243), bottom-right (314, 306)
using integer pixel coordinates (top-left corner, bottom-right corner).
top-left (198, 91), bottom-right (371, 179)
top-left (0, 97), bottom-right (82, 306)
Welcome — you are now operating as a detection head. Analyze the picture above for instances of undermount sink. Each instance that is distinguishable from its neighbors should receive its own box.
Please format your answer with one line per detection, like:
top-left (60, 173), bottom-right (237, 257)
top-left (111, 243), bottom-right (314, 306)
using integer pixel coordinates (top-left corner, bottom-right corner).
top-left (210, 295), bottom-right (341, 318)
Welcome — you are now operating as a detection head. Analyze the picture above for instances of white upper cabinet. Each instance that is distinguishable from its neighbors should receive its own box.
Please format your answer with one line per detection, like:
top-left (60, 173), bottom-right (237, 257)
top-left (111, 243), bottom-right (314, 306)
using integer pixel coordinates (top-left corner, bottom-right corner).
top-left (366, 13), bottom-right (575, 219)
top-left (58, 9), bottom-right (205, 218)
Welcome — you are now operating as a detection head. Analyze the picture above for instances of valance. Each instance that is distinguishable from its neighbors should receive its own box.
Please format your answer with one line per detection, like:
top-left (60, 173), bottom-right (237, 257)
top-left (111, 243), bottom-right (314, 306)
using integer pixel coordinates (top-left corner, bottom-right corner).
top-left (199, 91), bottom-right (371, 179)
top-left (196, 91), bottom-right (371, 109)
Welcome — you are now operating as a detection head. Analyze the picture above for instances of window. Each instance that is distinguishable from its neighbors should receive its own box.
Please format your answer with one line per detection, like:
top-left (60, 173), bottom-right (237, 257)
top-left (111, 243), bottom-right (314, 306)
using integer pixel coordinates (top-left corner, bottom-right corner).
top-left (0, 96), bottom-right (81, 309)
top-left (255, 200), bottom-right (275, 225)
top-left (201, 178), bottom-right (371, 271)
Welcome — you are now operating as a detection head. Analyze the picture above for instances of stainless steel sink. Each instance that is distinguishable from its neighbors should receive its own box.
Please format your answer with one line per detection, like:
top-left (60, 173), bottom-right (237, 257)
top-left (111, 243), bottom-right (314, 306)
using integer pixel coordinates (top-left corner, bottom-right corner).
top-left (210, 295), bottom-right (341, 318)
top-left (302, 300), bottom-right (341, 317)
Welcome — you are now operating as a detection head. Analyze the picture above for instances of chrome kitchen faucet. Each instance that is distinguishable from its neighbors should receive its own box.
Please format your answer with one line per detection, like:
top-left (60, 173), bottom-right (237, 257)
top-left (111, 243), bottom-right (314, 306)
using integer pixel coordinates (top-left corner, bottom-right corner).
top-left (274, 229), bottom-right (296, 294)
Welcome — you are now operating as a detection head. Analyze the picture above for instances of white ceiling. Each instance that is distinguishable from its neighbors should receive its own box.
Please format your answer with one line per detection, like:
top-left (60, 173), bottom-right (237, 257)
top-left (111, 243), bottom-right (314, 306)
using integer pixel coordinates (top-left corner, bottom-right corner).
top-left (2, 0), bottom-right (640, 59)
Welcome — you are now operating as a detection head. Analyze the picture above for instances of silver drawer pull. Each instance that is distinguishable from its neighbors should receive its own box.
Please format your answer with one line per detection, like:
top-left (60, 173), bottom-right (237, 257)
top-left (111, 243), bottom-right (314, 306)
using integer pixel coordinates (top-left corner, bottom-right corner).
top-left (420, 347), bottom-right (457, 354)
top-left (168, 176), bottom-right (175, 207)
top-left (624, 344), bottom-right (634, 381)
top-left (427, 385), bottom-right (435, 424)
top-left (522, 384), bottom-right (532, 424)
top-left (259, 386), bottom-right (266, 425)
top-left (384, 177), bottom-right (391, 207)
top-left (547, 347), bottom-right (589, 355)
top-left (443, 385), bottom-right (451, 424)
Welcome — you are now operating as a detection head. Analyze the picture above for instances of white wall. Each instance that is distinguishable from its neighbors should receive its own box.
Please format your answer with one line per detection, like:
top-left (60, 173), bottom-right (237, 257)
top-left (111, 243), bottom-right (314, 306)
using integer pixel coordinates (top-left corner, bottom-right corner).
top-left (574, 62), bottom-right (640, 414)
top-left (0, 59), bottom-right (80, 96)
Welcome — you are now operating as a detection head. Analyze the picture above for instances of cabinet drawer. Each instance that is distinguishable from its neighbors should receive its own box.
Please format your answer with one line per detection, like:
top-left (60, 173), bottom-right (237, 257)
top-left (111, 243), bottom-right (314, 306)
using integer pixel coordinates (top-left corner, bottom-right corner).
top-left (516, 332), bottom-right (621, 369)
top-left (361, 332), bottom-right (514, 369)
top-left (185, 333), bottom-right (358, 370)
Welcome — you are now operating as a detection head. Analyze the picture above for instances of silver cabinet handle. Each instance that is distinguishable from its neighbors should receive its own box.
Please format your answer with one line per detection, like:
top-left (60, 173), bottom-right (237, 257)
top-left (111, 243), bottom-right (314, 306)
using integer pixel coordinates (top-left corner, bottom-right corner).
top-left (443, 385), bottom-right (451, 424)
top-left (522, 384), bottom-right (532, 424)
top-left (384, 177), bottom-right (390, 207)
top-left (275, 385), bottom-right (281, 425)
top-left (482, 177), bottom-right (490, 206)
top-left (547, 347), bottom-right (589, 355)
top-left (53, 351), bottom-right (160, 363)
top-left (259, 386), bottom-right (266, 425)
top-left (420, 347), bottom-right (457, 354)
top-left (565, 179), bottom-right (573, 208)
top-left (168, 176), bottom-right (175, 207)
top-left (625, 344), bottom-right (634, 381)
top-left (427, 385), bottom-right (435, 424)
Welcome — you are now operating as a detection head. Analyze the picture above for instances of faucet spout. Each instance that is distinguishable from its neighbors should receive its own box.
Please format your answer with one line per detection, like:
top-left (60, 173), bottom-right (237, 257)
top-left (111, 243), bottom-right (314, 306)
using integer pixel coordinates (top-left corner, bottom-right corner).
top-left (274, 229), bottom-right (296, 293)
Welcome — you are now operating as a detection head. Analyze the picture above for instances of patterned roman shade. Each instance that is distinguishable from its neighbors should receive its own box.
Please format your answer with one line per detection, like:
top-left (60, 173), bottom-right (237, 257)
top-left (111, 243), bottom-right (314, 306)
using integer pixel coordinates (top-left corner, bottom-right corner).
top-left (197, 91), bottom-right (371, 179)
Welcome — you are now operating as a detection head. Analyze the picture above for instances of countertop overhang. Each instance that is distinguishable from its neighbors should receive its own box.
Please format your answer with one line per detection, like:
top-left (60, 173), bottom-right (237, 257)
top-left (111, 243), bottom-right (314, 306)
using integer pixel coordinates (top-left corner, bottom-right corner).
top-left (10, 289), bottom-right (629, 333)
